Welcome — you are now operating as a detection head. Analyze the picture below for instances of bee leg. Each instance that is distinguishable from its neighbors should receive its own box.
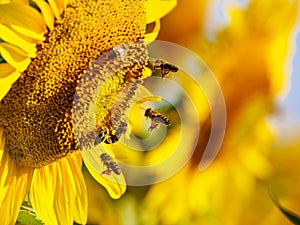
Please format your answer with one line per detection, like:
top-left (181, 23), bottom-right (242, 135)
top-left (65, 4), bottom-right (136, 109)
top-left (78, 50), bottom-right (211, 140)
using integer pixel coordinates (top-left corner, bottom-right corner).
top-left (146, 60), bottom-right (155, 72)
top-left (94, 132), bottom-right (105, 146)
top-left (148, 122), bottom-right (159, 131)
top-left (101, 169), bottom-right (112, 175)
top-left (104, 134), bottom-right (118, 144)
top-left (161, 69), bottom-right (170, 78)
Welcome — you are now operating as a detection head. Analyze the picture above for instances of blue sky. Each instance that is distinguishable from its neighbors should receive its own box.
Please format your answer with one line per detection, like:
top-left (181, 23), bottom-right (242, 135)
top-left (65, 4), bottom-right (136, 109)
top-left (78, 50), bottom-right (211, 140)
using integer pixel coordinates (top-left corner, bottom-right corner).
top-left (282, 33), bottom-right (300, 118)
top-left (206, 0), bottom-right (300, 120)
top-left (202, 0), bottom-right (300, 144)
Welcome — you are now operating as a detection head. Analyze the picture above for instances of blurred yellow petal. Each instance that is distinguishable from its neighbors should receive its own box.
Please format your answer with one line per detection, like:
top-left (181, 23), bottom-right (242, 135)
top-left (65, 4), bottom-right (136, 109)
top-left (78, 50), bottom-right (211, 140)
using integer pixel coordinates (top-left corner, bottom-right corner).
top-left (33, 0), bottom-right (55, 30)
top-left (144, 166), bottom-right (191, 225)
top-left (241, 147), bottom-right (273, 179)
top-left (0, 127), bottom-right (33, 225)
top-left (0, 24), bottom-right (36, 55)
top-left (0, 3), bottom-right (46, 41)
top-left (30, 163), bottom-right (59, 225)
top-left (67, 153), bottom-right (88, 224)
top-left (145, 0), bottom-right (177, 24)
top-left (12, 0), bottom-right (28, 3)
top-left (144, 20), bottom-right (160, 42)
top-left (0, 42), bottom-right (31, 72)
top-left (265, 2), bottom-right (299, 95)
top-left (0, 0), bottom-right (10, 4)
top-left (0, 63), bottom-right (20, 101)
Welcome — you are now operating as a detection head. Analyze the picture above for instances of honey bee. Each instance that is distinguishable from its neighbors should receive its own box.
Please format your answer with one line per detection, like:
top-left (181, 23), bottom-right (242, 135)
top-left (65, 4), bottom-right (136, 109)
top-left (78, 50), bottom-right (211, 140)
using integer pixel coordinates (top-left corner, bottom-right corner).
top-left (94, 128), bottom-right (119, 146)
top-left (94, 132), bottom-right (119, 145)
top-left (94, 80), bottom-right (145, 147)
top-left (153, 59), bottom-right (179, 78)
top-left (100, 153), bottom-right (121, 175)
top-left (143, 108), bottom-right (171, 131)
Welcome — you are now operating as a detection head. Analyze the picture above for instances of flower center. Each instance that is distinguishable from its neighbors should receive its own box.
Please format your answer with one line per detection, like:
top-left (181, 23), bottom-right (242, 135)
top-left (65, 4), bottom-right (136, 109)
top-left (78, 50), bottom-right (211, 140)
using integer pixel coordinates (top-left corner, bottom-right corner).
top-left (0, 0), bottom-right (147, 167)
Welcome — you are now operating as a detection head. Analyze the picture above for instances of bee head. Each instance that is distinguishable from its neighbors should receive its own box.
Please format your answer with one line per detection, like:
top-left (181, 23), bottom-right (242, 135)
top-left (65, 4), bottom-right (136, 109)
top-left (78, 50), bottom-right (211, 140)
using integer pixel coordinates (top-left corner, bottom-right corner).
top-left (99, 153), bottom-right (107, 160)
top-left (144, 108), bottom-right (152, 117)
top-left (171, 65), bottom-right (179, 72)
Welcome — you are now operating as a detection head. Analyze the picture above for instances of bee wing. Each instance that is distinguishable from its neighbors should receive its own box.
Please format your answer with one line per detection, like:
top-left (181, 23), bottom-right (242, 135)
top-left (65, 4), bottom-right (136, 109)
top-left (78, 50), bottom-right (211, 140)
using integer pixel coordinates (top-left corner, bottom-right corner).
top-left (94, 133), bottom-right (105, 146)
top-left (148, 120), bottom-right (160, 131)
top-left (152, 116), bottom-right (168, 125)
top-left (80, 145), bottom-right (126, 199)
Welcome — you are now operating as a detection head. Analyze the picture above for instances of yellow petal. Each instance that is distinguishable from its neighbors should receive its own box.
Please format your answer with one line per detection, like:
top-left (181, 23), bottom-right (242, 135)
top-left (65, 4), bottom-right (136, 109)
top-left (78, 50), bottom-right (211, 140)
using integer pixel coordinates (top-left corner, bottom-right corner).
top-left (48, 0), bottom-right (67, 19)
top-left (0, 127), bottom-right (33, 225)
top-left (0, 42), bottom-right (31, 72)
top-left (53, 158), bottom-right (76, 225)
top-left (33, 0), bottom-right (55, 30)
top-left (145, 0), bottom-right (177, 24)
top-left (265, 1), bottom-right (299, 95)
top-left (81, 145), bottom-right (126, 199)
top-left (30, 163), bottom-right (59, 225)
top-left (0, 0), bottom-right (11, 4)
top-left (144, 20), bottom-right (161, 42)
top-left (9, 166), bottom-right (33, 224)
top-left (0, 3), bottom-right (46, 41)
top-left (0, 63), bottom-right (20, 101)
top-left (31, 157), bottom-right (83, 225)
top-left (241, 147), bottom-right (273, 179)
top-left (0, 24), bottom-right (36, 55)
top-left (68, 153), bottom-right (88, 224)
top-left (12, 0), bottom-right (28, 4)
top-left (56, 0), bottom-right (68, 15)
top-left (47, 0), bottom-right (60, 19)
top-left (0, 126), bottom-right (13, 207)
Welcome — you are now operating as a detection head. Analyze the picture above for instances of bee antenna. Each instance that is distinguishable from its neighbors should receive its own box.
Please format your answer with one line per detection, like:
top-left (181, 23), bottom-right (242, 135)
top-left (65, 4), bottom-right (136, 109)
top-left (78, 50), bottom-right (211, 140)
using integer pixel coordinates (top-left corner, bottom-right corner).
top-left (139, 107), bottom-right (146, 110)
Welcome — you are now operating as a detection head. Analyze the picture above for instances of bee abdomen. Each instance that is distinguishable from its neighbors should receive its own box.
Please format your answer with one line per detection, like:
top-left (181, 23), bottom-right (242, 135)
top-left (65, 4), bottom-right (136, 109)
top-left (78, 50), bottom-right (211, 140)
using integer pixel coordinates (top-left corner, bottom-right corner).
top-left (154, 115), bottom-right (171, 126)
top-left (109, 161), bottom-right (121, 175)
top-left (160, 115), bottom-right (171, 125)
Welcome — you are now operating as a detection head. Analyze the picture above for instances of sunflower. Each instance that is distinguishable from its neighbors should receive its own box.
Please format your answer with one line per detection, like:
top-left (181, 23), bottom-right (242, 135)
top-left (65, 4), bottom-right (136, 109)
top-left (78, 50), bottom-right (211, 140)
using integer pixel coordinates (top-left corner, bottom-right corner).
top-left (0, 0), bottom-right (176, 224)
top-left (139, 0), bottom-right (300, 225)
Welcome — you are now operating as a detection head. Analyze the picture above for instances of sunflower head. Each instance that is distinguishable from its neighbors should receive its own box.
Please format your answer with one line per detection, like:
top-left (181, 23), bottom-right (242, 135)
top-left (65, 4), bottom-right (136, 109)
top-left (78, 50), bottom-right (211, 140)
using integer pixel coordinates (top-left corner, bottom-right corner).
top-left (0, 0), bottom-right (148, 168)
top-left (0, 0), bottom-right (180, 224)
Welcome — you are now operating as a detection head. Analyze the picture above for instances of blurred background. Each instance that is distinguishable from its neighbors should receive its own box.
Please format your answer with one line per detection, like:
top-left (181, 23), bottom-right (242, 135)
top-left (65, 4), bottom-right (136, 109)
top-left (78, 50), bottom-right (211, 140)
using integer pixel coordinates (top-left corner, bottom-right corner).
top-left (83, 0), bottom-right (300, 224)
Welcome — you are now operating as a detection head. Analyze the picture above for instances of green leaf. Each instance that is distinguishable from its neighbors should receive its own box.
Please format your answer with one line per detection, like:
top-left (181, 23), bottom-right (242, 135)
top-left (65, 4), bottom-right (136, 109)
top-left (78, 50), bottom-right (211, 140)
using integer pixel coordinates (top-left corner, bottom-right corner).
top-left (0, 55), bottom-right (5, 64)
top-left (0, 38), bottom-right (6, 63)
top-left (16, 208), bottom-right (43, 225)
top-left (269, 190), bottom-right (300, 225)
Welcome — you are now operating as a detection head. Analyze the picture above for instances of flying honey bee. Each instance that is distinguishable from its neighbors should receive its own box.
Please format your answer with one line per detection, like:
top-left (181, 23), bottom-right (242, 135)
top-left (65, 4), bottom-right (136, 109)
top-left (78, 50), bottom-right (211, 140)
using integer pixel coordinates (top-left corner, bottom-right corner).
top-left (100, 153), bottom-right (121, 175)
top-left (153, 59), bottom-right (179, 78)
top-left (142, 108), bottom-right (171, 131)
